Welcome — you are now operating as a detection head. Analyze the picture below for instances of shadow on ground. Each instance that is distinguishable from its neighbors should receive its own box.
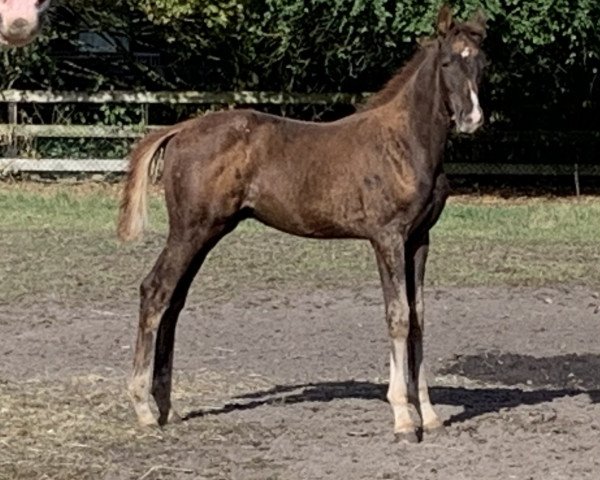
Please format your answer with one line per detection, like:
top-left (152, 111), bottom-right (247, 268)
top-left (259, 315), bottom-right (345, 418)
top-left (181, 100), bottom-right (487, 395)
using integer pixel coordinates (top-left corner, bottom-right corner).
top-left (184, 352), bottom-right (600, 425)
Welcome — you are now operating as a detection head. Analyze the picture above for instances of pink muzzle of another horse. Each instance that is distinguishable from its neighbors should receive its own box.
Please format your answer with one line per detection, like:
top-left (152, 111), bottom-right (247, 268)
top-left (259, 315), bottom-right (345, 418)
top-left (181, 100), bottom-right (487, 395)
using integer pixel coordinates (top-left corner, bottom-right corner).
top-left (0, 0), bottom-right (45, 46)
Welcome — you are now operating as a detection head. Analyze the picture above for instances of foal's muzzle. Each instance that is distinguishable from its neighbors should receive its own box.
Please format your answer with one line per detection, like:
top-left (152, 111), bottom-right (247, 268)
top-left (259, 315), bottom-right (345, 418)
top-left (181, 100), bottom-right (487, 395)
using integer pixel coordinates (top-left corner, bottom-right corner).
top-left (456, 109), bottom-right (484, 134)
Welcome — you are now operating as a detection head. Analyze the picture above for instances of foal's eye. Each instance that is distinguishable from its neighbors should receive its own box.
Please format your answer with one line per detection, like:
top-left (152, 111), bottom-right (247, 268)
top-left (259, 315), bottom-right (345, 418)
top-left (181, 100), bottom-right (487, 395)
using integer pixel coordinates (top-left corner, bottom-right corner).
top-left (470, 33), bottom-right (483, 45)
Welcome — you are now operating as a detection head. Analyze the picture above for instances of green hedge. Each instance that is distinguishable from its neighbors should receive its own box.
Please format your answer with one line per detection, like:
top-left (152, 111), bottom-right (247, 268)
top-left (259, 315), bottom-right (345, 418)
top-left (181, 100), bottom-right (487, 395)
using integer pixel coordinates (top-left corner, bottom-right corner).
top-left (2, 0), bottom-right (599, 129)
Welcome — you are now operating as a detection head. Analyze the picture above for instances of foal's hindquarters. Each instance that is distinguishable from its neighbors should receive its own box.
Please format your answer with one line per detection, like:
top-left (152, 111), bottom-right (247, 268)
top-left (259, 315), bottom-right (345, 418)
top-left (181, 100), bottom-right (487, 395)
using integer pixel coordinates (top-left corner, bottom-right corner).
top-left (127, 118), bottom-right (254, 427)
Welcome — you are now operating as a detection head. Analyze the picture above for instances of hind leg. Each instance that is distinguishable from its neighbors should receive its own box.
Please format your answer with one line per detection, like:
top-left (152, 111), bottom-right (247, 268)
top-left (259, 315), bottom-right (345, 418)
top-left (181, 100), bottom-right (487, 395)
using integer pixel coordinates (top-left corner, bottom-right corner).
top-left (129, 225), bottom-right (229, 427)
top-left (152, 297), bottom-right (184, 426)
top-left (151, 227), bottom-right (232, 426)
top-left (129, 240), bottom-right (198, 427)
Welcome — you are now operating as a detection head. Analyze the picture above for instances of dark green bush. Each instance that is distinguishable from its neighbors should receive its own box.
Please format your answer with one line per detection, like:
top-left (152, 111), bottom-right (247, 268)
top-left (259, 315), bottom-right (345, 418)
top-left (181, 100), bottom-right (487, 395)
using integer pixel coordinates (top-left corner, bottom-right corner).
top-left (1, 0), bottom-right (598, 130)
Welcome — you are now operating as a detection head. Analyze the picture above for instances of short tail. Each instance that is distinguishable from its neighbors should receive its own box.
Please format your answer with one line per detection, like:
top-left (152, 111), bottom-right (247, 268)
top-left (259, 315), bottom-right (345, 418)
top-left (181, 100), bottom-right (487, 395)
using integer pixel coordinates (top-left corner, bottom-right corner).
top-left (117, 122), bottom-right (188, 242)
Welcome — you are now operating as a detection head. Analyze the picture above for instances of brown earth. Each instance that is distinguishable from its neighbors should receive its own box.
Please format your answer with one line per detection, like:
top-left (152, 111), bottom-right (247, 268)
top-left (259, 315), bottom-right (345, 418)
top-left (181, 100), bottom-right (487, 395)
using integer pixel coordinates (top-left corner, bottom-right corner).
top-left (1, 284), bottom-right (599, 479)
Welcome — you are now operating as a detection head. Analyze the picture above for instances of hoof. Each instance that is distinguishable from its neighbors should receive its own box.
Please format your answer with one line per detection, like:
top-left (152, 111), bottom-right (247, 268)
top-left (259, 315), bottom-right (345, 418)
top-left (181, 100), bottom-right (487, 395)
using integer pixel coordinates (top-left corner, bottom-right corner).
top-left (132, 401), bottom-right (159, 428)
top-left (394, 431), bottom-right (420, 444)
top-left (137, 411), bottom-right (159, 428)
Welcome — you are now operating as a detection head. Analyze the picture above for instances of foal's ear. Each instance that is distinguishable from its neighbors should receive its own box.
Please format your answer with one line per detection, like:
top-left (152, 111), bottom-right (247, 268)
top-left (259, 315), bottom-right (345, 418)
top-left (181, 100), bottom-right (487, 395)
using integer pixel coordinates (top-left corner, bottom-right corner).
top-left (470, 9), bottom-right (487, 31)
top-left (437, 4), bottom-right (454, 36)
top-left (467, 9), bottom-right (487, 43)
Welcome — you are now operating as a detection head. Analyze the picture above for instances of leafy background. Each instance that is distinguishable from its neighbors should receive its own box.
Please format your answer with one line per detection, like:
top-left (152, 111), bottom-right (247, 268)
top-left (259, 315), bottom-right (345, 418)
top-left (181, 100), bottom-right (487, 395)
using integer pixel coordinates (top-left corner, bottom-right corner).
top-left (1, 1), bottom-right (599, 146)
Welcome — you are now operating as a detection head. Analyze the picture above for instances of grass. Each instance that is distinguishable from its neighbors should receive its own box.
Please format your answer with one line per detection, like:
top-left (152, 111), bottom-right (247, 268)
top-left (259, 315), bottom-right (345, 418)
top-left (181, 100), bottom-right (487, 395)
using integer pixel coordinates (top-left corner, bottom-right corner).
top-left (1, 183), bottom-right (600, 305)
top-left (1, 183), bottom-right (600, 479)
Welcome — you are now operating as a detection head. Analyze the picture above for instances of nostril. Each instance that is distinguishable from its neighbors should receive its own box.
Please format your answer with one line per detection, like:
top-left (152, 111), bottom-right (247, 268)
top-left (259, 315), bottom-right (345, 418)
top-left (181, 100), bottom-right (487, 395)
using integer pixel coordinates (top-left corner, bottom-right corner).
top-left (11, 18), bottom-right (30, 31)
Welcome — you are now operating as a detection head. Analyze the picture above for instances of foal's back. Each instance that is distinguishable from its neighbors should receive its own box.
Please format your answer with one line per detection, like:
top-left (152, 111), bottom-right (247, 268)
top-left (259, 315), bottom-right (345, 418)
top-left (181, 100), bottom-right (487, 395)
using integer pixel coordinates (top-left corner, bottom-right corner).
top-left (163, 109), bottom-right (422, 239)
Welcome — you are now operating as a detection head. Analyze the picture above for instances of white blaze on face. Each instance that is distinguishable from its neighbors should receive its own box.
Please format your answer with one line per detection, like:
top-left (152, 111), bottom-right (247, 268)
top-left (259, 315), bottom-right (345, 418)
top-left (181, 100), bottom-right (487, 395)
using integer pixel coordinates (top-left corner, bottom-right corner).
top-left (461, 47), bottom-right (471, 58)
top-left (466, 80), bottom-right (482, 126)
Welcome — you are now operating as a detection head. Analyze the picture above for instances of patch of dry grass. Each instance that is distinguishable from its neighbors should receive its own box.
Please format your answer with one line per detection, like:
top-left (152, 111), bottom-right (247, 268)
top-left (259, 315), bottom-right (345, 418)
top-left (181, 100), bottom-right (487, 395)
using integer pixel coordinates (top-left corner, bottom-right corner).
top-left (0, 372), bottom-right (276, 480)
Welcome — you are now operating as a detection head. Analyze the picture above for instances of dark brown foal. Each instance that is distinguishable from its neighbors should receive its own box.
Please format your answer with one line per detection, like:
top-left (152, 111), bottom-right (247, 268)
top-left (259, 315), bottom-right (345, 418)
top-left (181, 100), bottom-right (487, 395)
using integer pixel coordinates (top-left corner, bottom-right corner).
top-left (118, 5), bottom-right (487, 442)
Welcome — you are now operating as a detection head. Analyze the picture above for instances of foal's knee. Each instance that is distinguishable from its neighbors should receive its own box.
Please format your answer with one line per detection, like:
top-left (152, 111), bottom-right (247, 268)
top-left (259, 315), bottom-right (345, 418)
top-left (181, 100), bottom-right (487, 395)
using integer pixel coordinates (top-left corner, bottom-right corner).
top-left (387, 300), bottom-right (410, 339)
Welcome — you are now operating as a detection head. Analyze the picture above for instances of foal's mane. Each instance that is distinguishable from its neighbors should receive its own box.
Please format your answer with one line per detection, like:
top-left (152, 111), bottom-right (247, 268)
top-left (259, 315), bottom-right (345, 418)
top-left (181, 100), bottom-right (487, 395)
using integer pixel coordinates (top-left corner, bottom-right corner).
top-left (361, 40), bottom-right (437, 111)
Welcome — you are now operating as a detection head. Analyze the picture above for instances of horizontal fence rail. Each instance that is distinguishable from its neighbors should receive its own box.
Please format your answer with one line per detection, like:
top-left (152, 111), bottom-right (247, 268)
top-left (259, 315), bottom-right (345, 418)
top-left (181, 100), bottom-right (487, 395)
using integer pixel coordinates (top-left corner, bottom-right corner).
top-left (1, 160), bottom-right (599, 176)
top-left (0, 90), bottom-right (598, 186)
top-left (0, 89), bottom-right (369, 176)
top-left (0, 124), bottom-right (149, 138)
top-left (0, 158), bottom-right (127, 172)
top-left (0, 89), bottom-right (367, 105)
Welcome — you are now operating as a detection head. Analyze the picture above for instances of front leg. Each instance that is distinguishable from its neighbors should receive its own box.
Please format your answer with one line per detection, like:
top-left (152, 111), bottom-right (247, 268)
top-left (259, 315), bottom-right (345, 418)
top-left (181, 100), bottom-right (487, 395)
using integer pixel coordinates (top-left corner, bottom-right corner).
top-left (406, 233), bottom-right (443, 434)
top-left (372, 233), bottom-right (418, 443)
top-left (404, 174), bottom-right (448, 434)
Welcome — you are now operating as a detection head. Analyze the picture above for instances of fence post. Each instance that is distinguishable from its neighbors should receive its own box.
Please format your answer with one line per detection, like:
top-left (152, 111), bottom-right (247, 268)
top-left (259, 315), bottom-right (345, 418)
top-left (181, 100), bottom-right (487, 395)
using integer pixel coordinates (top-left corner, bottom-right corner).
top-left (142, 102), bottom-right (149, 127)
top-left (574, 163), bottom-right (581, 197)
top-left (7, 101), bottom-right (18, 155)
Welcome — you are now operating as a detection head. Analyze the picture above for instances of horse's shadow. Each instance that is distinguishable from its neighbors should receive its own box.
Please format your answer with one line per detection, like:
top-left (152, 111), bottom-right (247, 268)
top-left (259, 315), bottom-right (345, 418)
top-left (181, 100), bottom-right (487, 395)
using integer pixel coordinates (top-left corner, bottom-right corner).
top-left (184, 352), bottom-right (600, 426)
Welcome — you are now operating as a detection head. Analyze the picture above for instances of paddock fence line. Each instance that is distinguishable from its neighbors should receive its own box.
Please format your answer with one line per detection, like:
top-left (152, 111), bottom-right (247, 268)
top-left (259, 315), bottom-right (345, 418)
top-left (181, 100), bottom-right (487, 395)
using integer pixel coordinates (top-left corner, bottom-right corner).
top-left (0, 89), bottom-right (599, 185)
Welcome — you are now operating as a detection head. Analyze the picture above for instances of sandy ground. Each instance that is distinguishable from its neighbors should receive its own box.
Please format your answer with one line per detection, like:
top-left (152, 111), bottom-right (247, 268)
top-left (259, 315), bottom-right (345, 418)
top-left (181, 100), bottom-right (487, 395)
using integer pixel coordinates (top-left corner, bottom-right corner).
top-left (1, 284), bottom-right (600, 479)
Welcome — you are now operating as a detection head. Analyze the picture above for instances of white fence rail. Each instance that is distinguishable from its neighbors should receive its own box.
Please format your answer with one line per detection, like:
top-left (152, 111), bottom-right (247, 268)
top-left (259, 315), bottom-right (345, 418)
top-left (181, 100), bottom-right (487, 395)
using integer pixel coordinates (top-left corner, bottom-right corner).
top-left (0, 89), bottom-right (366, 175)
top-left (0, 89), bottom-right (366, 105)
top-left (0, 158), bottom-right (128, 173)
top-left (0, 89), bottom-right (598, 179)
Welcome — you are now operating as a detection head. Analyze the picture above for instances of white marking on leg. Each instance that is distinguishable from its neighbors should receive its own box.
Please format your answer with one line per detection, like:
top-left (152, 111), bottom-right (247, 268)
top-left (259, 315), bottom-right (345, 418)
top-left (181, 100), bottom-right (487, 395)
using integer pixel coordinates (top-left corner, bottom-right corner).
top-left (409, 281), bottom-right (442, 431)
top-left (387, 299), bottom-right (414, 434)
top-left (129, 312), bottom-right (161, 427)
top-left (388, 348), bottom-right (414, 434)
top-left (421, 397), bottom-right (443, 431)
top-left (129, 370), bottom-right (158, 427)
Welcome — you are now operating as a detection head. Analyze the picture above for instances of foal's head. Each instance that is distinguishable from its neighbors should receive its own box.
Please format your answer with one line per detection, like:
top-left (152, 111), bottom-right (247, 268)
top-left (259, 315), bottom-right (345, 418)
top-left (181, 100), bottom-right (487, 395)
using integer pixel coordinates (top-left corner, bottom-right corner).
top-left (436, 5), bottom-right (487, 134)
top-left (0, 0), bottom-right (50, 47)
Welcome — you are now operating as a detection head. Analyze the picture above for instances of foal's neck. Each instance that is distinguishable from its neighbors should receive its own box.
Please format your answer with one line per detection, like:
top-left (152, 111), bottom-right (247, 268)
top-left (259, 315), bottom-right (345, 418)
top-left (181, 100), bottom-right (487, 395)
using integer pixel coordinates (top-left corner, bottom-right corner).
top-left (385, 44), bottom-right (450, 172)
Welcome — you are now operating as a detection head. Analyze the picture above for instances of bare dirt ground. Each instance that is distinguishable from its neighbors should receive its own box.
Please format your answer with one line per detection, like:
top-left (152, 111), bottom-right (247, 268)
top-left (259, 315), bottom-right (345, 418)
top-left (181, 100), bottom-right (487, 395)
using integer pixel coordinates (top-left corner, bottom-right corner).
top-left (2, 283), bottom-right (600, 479)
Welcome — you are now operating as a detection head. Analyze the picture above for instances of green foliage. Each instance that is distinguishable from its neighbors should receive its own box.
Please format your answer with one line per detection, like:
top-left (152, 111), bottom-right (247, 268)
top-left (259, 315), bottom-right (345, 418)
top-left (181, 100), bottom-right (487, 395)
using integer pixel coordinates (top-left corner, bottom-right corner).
top-left (136, 0), bottom-right (243, 27)
top-left (480, 0), bottom-right (600, 128)
top-left (0, 0), bottom-right (598, 129)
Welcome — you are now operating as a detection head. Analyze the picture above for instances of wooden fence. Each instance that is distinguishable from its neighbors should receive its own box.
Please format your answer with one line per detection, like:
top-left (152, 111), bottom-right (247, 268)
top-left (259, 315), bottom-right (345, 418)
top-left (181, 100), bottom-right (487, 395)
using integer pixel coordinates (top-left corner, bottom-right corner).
top-left (0, 89), bottom-right (366, 174)
top-left (0, 89), bottom-right (598, 185)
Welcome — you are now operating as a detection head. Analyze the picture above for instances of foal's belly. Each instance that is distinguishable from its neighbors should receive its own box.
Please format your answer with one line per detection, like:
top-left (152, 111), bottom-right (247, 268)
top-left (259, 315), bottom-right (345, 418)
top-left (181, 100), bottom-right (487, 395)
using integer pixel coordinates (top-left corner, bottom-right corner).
top-left (248, 173), bottom-right (415, 240)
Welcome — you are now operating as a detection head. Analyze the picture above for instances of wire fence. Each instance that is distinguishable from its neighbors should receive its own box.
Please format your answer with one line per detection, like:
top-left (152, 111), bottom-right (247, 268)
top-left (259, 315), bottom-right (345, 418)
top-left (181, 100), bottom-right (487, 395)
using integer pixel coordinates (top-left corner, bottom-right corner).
top-left (0, 90), bottom-right (599, 188)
